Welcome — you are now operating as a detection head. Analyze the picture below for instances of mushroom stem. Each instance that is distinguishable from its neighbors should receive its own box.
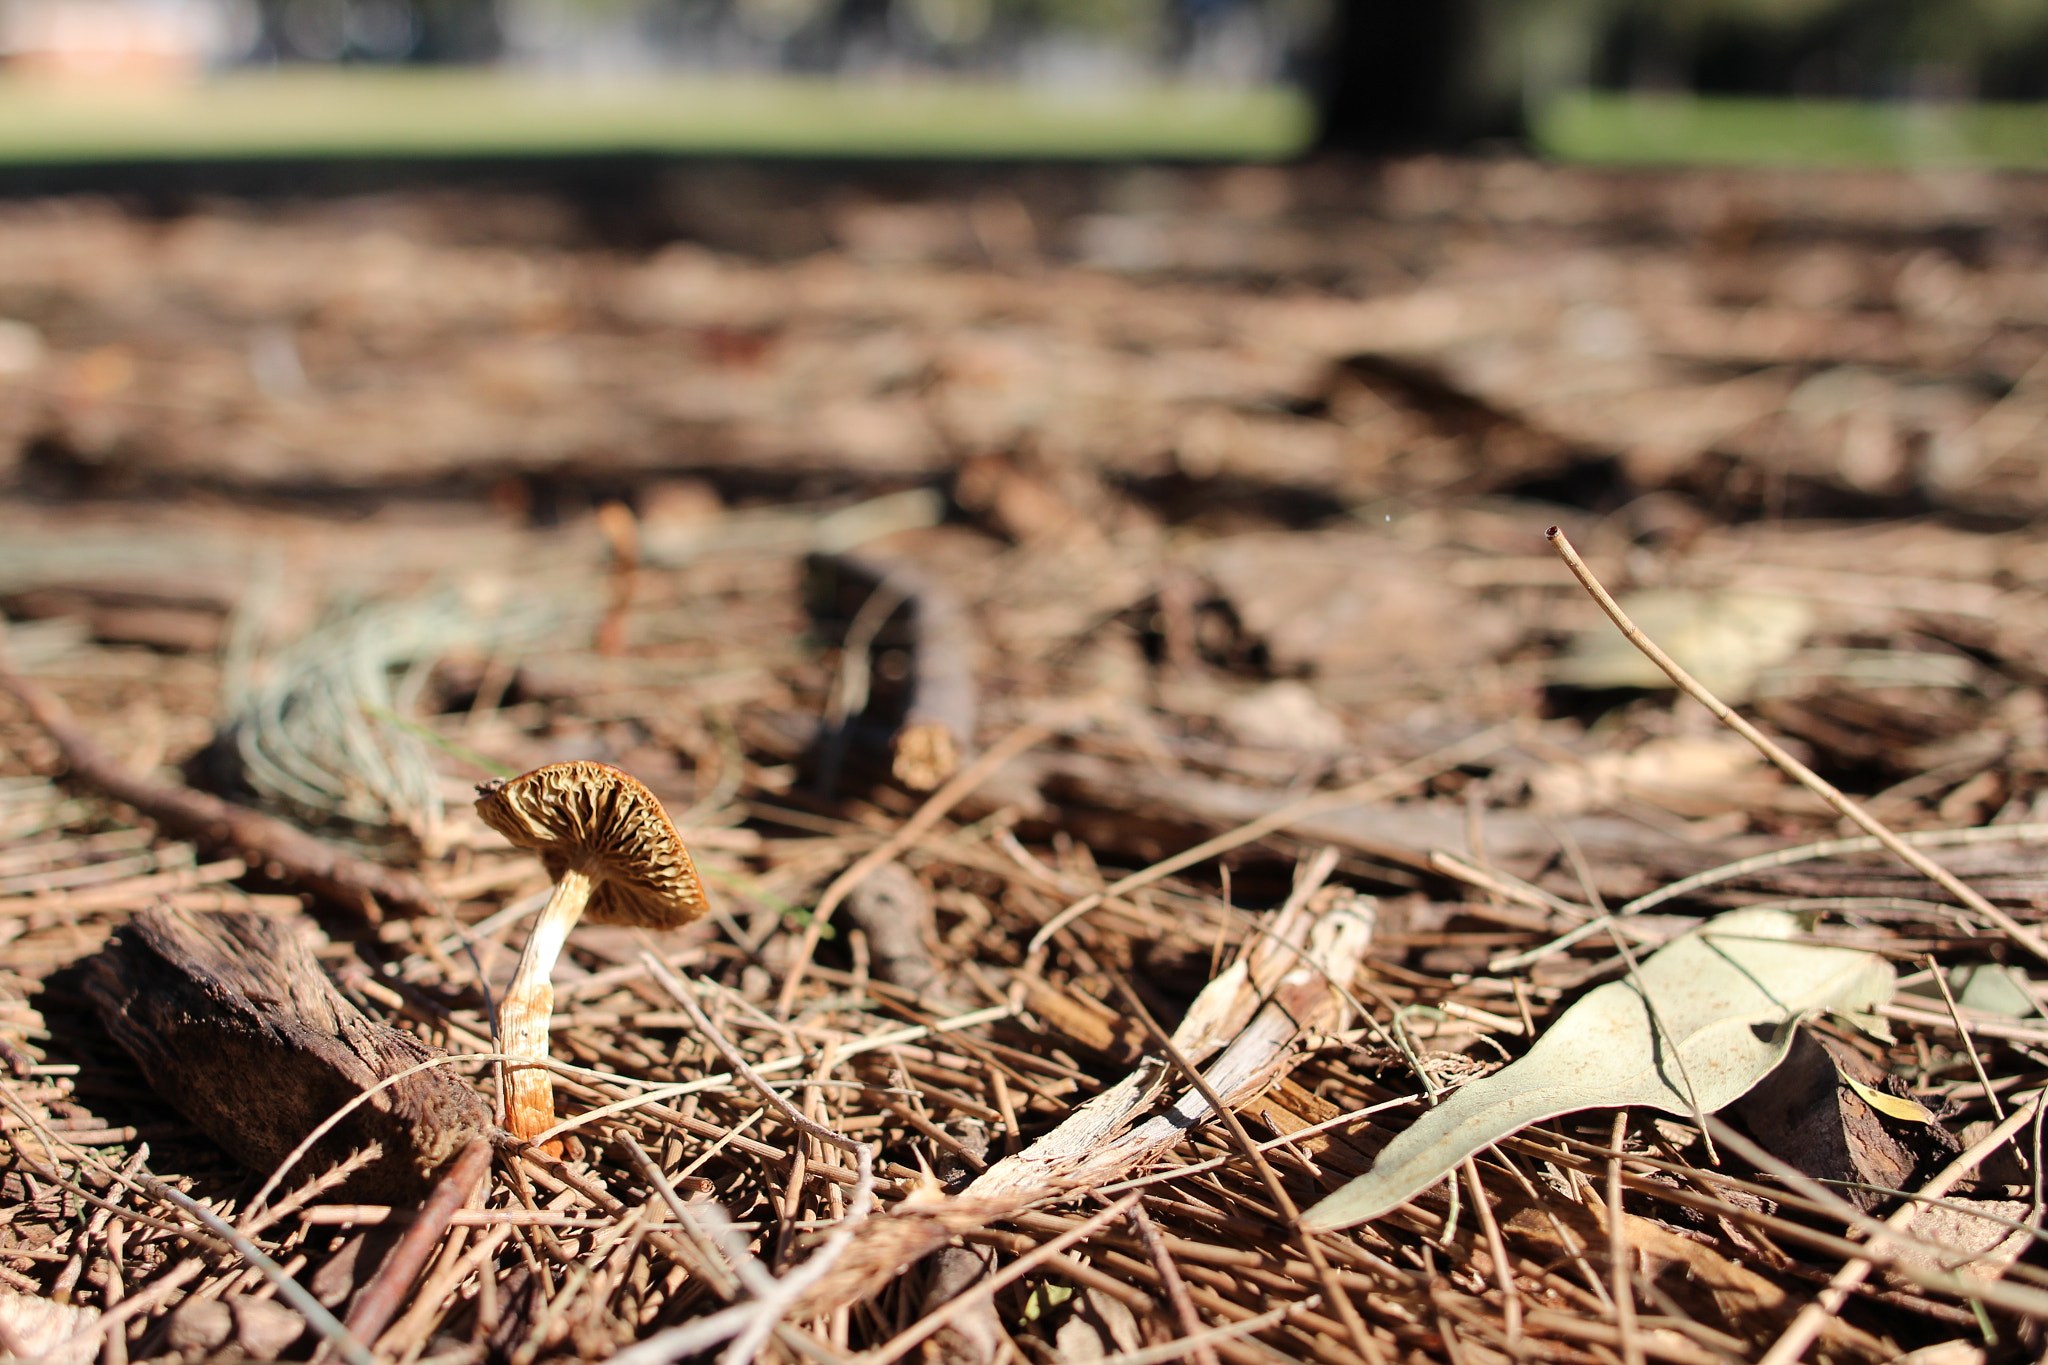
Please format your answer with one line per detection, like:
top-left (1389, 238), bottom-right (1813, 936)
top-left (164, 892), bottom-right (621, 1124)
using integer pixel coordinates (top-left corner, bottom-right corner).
top-left (499, 867), bottom-right (593, 1143)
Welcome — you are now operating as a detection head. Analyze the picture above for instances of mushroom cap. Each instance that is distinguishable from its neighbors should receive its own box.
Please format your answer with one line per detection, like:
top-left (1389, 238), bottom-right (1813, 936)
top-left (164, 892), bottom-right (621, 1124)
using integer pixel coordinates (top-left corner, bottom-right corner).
top-left (475, 761), bottom-right (707, 928)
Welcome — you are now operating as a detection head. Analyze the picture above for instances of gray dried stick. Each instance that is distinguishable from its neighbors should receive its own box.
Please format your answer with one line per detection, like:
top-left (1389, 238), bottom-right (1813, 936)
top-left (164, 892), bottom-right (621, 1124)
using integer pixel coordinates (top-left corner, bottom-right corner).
top-left (844, 861), bottom-right (961, 1010)
top-left (886, 560), bottom-right (976, 793)
top-left (85, 907), bottom-right (491, 1204)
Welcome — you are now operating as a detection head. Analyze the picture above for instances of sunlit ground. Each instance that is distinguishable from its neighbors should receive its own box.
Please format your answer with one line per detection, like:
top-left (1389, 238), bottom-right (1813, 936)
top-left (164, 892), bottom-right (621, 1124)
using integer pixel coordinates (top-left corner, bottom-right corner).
top-left (0, 67), bottom-right (1315, 160)
top-left (1538, 90), bottom-right (2048, 169)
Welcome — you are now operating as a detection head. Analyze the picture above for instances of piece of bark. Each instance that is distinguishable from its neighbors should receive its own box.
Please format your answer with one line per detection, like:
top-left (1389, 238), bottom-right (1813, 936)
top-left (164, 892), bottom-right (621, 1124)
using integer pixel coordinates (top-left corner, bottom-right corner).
top-left (808, 551), bottom-right (978, 793)
top-left (1248, 1077), bottom-right (1379, 1178)
top-left (84, 907), bottom-right (491, 1203)
top-left (1731, 1027), bottom-right (1917, 1212)
top-left (0, 645), bottom-right (438, 921)
top-left (1018, 979), bottom-right (1148, 1066)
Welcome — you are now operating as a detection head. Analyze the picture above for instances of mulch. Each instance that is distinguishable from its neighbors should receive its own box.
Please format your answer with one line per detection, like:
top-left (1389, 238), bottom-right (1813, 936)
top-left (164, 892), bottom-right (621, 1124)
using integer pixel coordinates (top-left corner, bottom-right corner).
top-left (0, 157), bottom-right (2044, 1365)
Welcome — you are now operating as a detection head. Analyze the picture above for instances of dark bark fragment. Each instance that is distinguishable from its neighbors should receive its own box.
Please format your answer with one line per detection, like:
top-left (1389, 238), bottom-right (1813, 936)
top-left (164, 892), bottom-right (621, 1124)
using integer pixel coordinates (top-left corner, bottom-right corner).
top-left (83, 906), bottom-right (491, 1204)
top-left (1732, 1027), bottom-right (1918, 1211)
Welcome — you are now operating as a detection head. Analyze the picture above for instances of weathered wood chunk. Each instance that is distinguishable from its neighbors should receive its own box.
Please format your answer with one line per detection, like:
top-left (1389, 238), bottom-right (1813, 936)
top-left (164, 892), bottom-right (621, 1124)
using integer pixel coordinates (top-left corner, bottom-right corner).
top-left (1732, 1027), bottom-right (1920, 1211)
top-left (84, 907), bottom-right (491, 1202)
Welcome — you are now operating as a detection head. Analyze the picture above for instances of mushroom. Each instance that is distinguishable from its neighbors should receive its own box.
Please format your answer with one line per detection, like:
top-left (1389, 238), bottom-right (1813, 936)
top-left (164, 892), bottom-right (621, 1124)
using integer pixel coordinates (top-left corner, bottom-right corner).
top-left (474, 761), bottom-right (707, 1145)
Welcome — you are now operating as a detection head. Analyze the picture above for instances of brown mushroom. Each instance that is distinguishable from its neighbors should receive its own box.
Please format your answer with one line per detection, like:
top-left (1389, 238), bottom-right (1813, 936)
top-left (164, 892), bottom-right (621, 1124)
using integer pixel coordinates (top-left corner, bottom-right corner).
top-left (474, 761), bottom-right (707, 1145)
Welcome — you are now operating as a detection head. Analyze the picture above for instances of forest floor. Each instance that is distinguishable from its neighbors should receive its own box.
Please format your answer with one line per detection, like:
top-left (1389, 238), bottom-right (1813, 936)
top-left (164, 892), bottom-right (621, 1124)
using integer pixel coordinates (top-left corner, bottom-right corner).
top-left (0, 156), bottom-right (2047, 1365)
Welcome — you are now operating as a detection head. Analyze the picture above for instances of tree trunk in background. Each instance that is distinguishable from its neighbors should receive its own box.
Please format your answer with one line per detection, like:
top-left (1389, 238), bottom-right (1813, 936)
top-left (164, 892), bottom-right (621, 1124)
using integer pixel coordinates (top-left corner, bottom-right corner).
top-left (1312, 0), bottom-right (1525, 152)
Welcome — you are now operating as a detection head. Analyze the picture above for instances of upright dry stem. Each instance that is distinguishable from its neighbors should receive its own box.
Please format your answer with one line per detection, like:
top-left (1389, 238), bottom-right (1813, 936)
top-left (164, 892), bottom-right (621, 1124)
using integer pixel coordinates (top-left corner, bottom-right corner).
top-left (500, 868), bottom-right (593, 1142)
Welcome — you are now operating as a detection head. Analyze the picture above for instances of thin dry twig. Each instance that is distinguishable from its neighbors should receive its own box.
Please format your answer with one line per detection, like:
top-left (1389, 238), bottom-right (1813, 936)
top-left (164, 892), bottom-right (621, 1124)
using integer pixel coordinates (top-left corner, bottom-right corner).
top-left (776, 716), bottom-right (1059, 1015)
top-left (1031, 724), bottom-right (1514, 952)
top-left (1460, 1155), bottom-right (1520, 1348)
top-left (1604, 1111), bottom-right (1644, 1365)
top-left (342, 1135), bottom-right (493, 1348)
top-left (1925, 954), bottom-right (2004, 1121)
top-left (1547, 525), bottom-right (2048, 968)
top-left (1124, 1197), bottom-right (1219, 1365)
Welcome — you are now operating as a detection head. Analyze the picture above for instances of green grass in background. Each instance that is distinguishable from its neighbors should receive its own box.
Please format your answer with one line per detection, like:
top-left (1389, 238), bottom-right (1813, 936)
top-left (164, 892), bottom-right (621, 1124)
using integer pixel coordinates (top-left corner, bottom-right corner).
top-left (6, 70), bottom-right (2043, 169)
top-left (0, 68), bottom-right (1315, 161)
top-left (1537, 90), bottom-right (2048, 169)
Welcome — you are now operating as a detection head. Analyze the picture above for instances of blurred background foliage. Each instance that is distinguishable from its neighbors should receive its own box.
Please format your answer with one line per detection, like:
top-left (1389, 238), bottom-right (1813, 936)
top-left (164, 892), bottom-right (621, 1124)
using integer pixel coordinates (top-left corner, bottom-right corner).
top-left (1324, 0), bottom-right (2048, 160)
top-left (1324, 0), bottom-right (2048, 142)
top-left (0, 0), bottom-right (2047, 163)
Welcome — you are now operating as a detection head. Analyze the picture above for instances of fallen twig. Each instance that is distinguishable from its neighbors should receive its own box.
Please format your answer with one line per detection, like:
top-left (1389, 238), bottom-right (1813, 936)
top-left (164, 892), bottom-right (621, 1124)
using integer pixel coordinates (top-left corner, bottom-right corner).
top-left (0, 636), bottom-right (438, 920)
top-left (343, 1135), bottom-right (492, 1349)
top-left (1029, 724), bottom-right (1513, 952)
top-left (776, 716), bottom-right (1059, 1015)
top-left (1547, 526), bottom-right (2048, 969)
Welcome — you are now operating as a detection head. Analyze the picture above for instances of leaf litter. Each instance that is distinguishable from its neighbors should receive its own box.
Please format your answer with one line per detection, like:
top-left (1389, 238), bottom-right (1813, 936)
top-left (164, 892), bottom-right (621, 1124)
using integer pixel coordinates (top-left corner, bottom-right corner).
top-left (1303, 907), bottom-right (1899, 1232)
top-left (0, 161), bottom-right (2045, 1365)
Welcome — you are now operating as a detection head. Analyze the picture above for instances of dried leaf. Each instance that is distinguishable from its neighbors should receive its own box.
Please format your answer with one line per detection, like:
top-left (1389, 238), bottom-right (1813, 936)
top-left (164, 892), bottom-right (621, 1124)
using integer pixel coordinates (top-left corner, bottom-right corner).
top-left (1953, 963), bottom-right (2036, 1019)
top-left (1842, 1074), bottom-right (1934, 1123)
top-left (1895, 1199), bottom-right (2034, 1284)
top-left (1732, 1029), bottom-right (1916, 1210)
top-left (1021, 1282), bottom-right (1074, 1323)
top-left (1302, 907), bottom-right (1894, 1230)
top-left (1528, 733), bottom-right (1776, 817)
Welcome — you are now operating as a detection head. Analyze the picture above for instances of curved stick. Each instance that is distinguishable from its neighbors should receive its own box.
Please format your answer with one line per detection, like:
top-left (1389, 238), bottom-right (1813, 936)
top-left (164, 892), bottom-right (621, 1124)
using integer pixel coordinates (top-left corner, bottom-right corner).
top-left (0, 633), bottom-right (436, 921)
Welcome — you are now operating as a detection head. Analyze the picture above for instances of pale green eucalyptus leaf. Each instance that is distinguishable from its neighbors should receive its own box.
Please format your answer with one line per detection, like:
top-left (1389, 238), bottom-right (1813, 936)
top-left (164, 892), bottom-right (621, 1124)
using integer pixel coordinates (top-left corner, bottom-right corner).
top-left (1301, 907), bottom-right (1894, 1231)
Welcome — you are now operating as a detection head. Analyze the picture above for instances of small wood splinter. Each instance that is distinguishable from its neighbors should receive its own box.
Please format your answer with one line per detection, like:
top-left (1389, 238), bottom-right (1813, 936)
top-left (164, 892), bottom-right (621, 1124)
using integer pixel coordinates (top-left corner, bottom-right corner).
top-left (474, 761), bottom-right (709, 1148)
